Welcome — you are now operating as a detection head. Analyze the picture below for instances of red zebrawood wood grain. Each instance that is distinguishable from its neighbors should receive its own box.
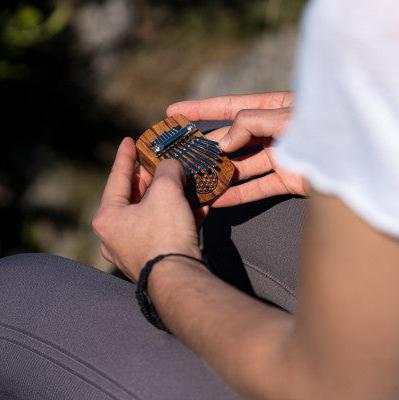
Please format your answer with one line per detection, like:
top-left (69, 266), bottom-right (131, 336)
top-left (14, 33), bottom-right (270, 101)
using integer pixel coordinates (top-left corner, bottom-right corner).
top-left (136, 114), bottom-right (235, 206)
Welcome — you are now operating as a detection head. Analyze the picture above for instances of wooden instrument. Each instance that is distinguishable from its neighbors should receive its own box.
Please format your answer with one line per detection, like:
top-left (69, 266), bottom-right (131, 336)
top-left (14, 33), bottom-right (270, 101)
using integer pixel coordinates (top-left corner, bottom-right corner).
top-left (136, 114), bottom-right (235, 206)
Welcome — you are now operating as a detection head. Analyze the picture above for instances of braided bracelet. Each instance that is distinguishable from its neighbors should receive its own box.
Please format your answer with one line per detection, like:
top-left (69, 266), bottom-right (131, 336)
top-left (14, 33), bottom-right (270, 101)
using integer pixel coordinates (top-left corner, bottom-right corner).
top-left (135, 253), bottom-right (208, 334)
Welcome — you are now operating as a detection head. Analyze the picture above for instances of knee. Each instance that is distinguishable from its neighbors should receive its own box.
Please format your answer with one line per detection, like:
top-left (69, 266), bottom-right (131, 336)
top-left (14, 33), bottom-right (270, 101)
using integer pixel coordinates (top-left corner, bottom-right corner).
top-left (0, 253), bottom-right (102, 322)
top-left (0, 253), bottom-right (85, 294)
top-left (0, 253), bottom-right (60, 278)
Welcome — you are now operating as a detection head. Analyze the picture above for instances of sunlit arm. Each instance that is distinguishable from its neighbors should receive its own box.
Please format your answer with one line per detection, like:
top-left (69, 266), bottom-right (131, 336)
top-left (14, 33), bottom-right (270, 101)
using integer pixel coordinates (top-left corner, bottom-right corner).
top-left (149, 192), bottom-right (399, 400)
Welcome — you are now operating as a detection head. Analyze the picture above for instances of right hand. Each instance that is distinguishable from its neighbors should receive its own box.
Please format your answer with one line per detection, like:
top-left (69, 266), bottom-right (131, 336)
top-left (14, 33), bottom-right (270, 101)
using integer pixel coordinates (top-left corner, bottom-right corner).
top-left (92, 138), bottom-right (202, 282)
top-left (167, 92), bottom-right (307, 207)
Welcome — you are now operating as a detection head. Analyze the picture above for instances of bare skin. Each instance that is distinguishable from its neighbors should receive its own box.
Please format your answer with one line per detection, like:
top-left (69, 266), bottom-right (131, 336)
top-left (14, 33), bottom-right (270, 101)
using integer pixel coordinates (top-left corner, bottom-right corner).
top-left (93, 92), bottom-right (399, 400)
top-left (168, 92), bottom-right (306, 206)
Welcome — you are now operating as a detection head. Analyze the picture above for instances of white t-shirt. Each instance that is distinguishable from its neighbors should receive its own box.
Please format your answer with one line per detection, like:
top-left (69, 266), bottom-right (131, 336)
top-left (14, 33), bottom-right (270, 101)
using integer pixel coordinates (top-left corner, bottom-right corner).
top-left (275, 0), bottom-right (399, 238)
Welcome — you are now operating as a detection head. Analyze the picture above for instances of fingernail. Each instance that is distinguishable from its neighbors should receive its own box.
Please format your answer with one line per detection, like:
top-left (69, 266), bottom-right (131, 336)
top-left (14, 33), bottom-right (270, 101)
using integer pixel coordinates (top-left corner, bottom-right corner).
top-left (121, 136), bottom-right (131, 143)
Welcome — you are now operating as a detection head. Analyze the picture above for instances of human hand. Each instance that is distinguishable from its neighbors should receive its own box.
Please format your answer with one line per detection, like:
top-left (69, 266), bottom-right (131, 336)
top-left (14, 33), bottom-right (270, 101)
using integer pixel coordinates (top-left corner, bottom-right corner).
top-left (92, 137), bottom-right (203, 281)
top-left (167, 92), bottom-right (307, 207)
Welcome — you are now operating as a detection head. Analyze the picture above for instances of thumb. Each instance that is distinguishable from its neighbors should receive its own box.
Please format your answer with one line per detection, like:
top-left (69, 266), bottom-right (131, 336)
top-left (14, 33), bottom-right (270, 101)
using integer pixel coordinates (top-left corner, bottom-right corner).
top-left (151, 159), bottom-right (186, 199)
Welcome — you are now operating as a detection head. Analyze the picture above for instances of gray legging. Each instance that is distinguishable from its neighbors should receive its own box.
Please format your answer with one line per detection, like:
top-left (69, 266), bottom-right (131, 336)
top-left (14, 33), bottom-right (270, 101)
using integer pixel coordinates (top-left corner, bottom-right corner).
top-left (0, 122), bottom-right (306, 399)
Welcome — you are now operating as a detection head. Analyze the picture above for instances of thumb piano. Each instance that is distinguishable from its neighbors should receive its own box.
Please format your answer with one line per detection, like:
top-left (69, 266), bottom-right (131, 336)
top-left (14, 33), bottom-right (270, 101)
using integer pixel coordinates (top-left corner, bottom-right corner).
top-left (136, 115), bottom-right (235, 206)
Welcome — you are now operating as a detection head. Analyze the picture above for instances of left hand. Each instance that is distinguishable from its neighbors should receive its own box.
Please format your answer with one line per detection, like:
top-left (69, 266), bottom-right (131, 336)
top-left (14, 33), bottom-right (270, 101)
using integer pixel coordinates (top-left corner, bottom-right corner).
top-left (167, 92), bottom-right (307, 207)
top-left (92, 137), bottom-right (203, 281)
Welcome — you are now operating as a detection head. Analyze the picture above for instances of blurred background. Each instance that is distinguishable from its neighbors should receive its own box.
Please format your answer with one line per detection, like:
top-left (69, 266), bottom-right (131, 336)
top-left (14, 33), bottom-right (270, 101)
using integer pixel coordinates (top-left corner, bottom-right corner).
top-left (0, 0), bottom-right (306, 271)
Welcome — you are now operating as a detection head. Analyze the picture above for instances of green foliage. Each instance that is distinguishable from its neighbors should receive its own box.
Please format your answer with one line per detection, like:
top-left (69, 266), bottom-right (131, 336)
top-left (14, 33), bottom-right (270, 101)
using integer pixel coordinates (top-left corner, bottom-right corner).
top-left (1, 3), bottom-right (70, 48)
top-left (0, 59), bottom-right (28, 79)
top-left (0, 2), bottom-right (70, 80)
top-left (3, 5), bottom-right (44, 48)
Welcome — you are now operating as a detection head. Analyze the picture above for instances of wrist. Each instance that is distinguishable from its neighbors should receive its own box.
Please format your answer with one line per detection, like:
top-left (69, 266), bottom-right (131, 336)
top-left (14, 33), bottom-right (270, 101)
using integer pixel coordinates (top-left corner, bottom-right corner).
top-left (135, 253), bottom-right (209, 333)
top-left (123, 246), bottom-right (202, 281)
top-left (147, 255), bottom-right (209, 298)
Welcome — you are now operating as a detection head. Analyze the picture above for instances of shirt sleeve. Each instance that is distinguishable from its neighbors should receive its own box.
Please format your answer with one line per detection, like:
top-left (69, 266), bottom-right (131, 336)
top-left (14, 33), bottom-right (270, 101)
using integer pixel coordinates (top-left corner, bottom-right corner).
top-left (275, 0), bottom-right (399, 237)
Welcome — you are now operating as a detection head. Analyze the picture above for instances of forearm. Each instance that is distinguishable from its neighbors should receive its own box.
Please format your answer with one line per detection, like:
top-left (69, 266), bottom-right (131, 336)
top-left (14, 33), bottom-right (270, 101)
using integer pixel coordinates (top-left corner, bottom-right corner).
top-left (148, 256), bottom-right (299, 400)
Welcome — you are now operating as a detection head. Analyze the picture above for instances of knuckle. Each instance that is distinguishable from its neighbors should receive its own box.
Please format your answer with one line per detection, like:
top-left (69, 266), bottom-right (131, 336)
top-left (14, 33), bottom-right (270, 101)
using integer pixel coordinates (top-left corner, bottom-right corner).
top-left (256, 178), bottom-right (268, 197)
top-left (235, 109), bottom-right (246, 123)
top-left (234, 109), bottom-right (254, 127)
top-left (223, 97), bottom-right (233, 120)
top-left (236, 108), bottom-right (253, 118)
top-left (92, 212), bottom-right (108, 237)
top-left (91, 217), bottom-right (102, 236)
top-left (274, 108), bottom-right (291, 131)
top-left (280, 91), bottom-right (294, 108)
top-left (236, 185), bottom-right (245, 205)
top-left (100, 244), bottom-right (111, 262)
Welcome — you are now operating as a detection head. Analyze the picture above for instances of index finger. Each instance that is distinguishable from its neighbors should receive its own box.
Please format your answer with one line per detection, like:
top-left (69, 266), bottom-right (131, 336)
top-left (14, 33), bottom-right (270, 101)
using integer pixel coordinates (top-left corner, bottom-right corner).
top-left (100, 137), bottom-right (137, 208)
top-left (166, 91), bottom-right (292, 121)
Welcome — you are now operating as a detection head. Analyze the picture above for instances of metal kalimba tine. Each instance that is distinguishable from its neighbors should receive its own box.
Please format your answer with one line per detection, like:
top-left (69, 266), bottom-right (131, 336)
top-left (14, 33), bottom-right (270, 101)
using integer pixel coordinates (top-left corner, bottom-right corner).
top-left (136, 114), bottom-right (235, 206)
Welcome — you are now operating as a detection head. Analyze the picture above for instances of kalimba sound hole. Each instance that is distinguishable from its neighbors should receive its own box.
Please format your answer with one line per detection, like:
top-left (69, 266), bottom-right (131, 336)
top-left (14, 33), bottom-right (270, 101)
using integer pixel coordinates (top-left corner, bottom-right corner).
top-left (195, 169), bottom-right (218, 194)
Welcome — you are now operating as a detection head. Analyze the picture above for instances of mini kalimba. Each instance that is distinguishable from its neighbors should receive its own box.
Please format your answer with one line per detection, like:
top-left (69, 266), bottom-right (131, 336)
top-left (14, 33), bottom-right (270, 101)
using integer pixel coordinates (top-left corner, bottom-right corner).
top-left (136, 114), bottom-right (235, 206)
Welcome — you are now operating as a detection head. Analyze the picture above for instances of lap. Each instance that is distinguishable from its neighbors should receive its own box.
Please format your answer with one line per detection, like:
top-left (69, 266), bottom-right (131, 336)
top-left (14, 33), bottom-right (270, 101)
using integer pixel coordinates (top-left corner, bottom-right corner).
top-left (0, 253), bottom-right (238, 400)
top-left (203, 195), bottom-right (306, 312)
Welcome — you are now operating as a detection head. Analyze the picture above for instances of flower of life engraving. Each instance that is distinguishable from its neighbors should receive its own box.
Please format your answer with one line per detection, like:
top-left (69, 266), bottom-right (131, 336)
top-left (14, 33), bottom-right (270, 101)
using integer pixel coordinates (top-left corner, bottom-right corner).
top-left (195, 169), bottom-right (218, 194)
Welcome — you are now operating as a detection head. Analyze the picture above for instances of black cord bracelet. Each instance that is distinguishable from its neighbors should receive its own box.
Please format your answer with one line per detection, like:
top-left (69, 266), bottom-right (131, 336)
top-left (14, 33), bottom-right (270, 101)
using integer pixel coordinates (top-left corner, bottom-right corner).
top-left (135, 253), bottom-right (208, 334)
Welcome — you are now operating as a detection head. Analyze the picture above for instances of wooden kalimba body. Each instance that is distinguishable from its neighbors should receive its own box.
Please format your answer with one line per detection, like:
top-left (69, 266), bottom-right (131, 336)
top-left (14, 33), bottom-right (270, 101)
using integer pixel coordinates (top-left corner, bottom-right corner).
top-left (136, 114), bottom-right (235, 206)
